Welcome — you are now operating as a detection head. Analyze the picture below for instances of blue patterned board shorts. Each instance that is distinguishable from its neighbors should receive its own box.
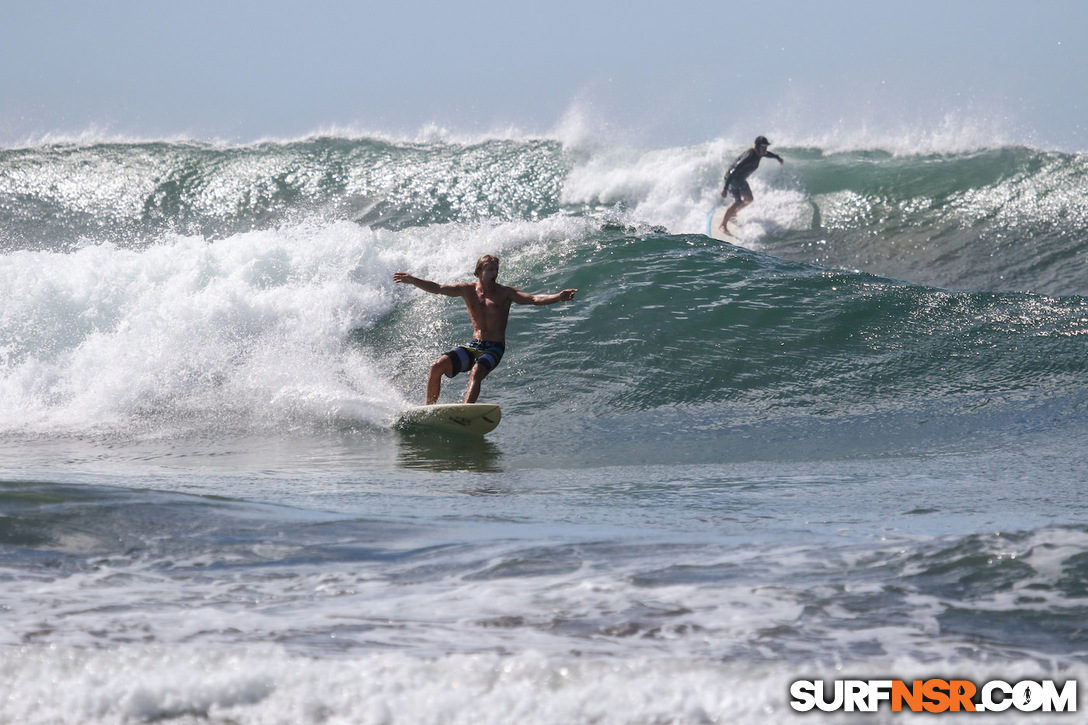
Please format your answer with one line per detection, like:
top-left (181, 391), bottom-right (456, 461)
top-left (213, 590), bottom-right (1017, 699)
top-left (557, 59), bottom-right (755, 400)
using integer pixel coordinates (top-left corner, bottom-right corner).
top-left (444, 339), bottom-right (506, 378)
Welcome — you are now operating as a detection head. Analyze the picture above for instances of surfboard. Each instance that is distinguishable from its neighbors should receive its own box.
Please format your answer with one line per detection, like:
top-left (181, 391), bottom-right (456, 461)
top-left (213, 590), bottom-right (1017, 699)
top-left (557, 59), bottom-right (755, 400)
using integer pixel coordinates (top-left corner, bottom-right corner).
top-left (396, 403), bottom-right (502, 436)
top-left (706, 206), bottom-right (733, 241)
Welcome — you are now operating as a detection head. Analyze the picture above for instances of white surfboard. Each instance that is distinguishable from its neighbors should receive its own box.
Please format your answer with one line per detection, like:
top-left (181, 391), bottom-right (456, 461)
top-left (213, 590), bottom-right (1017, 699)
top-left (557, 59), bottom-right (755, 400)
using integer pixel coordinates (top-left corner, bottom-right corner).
top-left (706, 206), bottom-right (733, 241)
top-left (396, 403), bottom-right (502, 436)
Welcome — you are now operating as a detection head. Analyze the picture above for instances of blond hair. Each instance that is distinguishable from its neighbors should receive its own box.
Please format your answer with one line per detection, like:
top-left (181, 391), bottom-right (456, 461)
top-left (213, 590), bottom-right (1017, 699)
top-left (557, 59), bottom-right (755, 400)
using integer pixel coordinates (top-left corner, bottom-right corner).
top-left (474, 254), bottom-right (500, 277)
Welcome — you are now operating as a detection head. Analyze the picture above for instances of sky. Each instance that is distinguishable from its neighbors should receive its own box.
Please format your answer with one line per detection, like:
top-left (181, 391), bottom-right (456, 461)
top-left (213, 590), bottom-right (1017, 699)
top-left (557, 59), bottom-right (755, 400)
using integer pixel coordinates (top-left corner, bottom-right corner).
top-left (2, 0), bottom-right (1086, 151)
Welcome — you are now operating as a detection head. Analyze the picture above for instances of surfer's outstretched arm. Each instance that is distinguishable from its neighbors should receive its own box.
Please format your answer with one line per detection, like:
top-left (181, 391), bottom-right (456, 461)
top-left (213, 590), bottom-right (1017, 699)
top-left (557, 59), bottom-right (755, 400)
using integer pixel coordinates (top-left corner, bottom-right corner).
top-left (393, 272), bottom-right (469, 297)
top-left (509, 287), bottom-right (578, 306)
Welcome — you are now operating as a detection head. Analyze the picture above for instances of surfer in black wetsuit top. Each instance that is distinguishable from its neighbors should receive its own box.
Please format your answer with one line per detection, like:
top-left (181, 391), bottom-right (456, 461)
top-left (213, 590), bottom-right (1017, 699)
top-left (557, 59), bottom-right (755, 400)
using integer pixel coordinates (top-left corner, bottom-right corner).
top-left (720, 136), bottom-right (784, 233)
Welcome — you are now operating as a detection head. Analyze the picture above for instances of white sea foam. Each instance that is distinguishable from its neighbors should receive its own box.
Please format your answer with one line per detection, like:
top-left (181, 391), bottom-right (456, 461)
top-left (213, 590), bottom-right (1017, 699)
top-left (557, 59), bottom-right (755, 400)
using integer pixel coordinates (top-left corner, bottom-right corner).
top-left (559, 137), bottom-right (810, 239)
top-left (0, 215), bottom-right (588, 438)
top-left (2, 645), bottom-right (1082, 725)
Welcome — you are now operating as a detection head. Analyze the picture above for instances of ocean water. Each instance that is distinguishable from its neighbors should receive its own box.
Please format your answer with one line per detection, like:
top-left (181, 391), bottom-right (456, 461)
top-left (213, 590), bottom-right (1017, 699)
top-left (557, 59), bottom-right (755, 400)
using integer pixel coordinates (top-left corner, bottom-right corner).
top-left (2, 132), bottom-right (1088, 724)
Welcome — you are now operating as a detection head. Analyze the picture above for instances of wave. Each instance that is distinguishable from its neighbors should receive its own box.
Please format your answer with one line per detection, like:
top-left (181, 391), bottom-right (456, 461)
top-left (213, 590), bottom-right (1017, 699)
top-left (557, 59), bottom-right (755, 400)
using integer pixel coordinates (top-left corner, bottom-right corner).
top-left (7, 478), bottom-right (1088, 671)
top-left (760, 147), bottom-right (1088, 296)
top-left (3, 136), bottom-right (1086, 292)
top-left (0, 137), bottom-right (569, 248)
top-left (1, 215), bottom-right (1085, 453)
top-left (2, 136), bottom-right (1087, 454)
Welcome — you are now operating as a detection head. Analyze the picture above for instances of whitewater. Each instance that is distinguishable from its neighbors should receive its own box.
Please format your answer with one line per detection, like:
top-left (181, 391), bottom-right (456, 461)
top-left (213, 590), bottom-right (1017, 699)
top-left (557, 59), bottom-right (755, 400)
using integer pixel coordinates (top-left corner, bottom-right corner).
top-left (2, 129), bottom-right (1088, 724)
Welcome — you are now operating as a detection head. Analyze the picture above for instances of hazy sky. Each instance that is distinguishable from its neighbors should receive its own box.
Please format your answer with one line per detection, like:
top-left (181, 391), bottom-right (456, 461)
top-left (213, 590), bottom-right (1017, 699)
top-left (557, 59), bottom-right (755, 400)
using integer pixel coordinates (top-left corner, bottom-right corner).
top-left (2, 0), bottom-right (1086, 150)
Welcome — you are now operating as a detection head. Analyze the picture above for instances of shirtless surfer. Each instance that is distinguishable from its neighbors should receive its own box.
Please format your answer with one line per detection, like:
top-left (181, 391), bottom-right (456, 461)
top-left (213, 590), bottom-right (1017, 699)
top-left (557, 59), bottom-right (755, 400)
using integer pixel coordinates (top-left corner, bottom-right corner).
top-left (393, 255), bottom-right (577, 405)
top-left (720, 135), bottom-right (784, 233)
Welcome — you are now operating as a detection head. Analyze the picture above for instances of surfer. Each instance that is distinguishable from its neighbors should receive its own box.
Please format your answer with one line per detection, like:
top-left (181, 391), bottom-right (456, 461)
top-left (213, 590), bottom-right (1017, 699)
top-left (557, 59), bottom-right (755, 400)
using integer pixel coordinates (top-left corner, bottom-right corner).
top-left (393, 255), bottom-right (577, 405)
top-left (719, 135), bottom-right (784, 233)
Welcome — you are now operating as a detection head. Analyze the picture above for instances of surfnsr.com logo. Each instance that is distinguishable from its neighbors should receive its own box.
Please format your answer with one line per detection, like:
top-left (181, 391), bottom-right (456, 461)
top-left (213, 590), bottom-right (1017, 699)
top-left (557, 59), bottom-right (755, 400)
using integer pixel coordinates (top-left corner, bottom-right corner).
top-left (790, 679), bottom-right (1077, 713)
